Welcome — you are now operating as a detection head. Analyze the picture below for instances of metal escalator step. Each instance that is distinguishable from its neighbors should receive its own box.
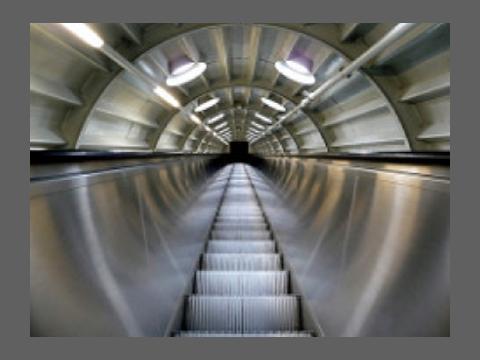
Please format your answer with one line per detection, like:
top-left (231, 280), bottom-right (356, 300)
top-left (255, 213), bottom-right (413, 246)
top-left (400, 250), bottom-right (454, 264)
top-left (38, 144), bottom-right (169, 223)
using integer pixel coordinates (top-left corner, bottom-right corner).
top-left (215, 216), bottom-right (265, 222)
top-left (221, 205), bottom-right (260, 208)
top-left (177, 331), bottom-right (313, 337)
top-left (202, 253), bottom-right (281, 271)
top-left (195, 271), bottom-right (288, 295)
top-left (210, 230), bottom-right (271, 240)
top-left (185, 296), bottom-right (300, 332)
top-left (217, 212), bottom-right (263, 218)
top-left (206, 240), bottom-right (275, 254)
top-left (214, 220), bottom-right (267, 227)
top-left (219, 204), bottom-right (260, 208)
top-left (213, 223), bottom-right (268, 231)
top-left (208, 239), bottom-right (272, 243)
top-left (218, 208), bottom-right (262, 213)
top-left (222, 198), bottom-right (256, 201)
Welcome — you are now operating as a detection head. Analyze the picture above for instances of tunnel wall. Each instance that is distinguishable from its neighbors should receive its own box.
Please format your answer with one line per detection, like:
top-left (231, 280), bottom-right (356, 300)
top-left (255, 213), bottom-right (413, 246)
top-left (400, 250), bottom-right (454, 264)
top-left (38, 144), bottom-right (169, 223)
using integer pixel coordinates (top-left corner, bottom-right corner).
top-left (30, 156), bottom-right (225, 336)
top-left (252, 157), bottom-right (449, 336)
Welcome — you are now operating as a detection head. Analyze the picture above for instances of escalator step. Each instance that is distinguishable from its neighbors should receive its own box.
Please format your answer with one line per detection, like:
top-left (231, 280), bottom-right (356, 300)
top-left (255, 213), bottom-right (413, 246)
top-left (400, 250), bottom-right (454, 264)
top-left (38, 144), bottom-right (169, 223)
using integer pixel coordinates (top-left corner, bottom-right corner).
top-left (206, 240), bottom-right (275, 253)
top-left (214, 221), bottom-right (267, 228)
top-left (215, 216), bottom-right (265, 222)
top-left (213, 223), bottom-right (268, 231)
top-left (217, 213), bottom-right (263, 218)
top-left (221, 194), bottom-right (257, 198)
top-left (195, 271), bottom-right (288, 295)
top-left (210, 230), bottom-right (271, 240)
top-left (185, 296), bottom-right (300, 332)
top-left (219, 205), bottom-right (261, 209)
top-left (202, 254), bottom-right (281, 270)
top-left (208, 239), bottom-right (272, 243)
top-left (177, 331), bottom-right (313, 337)
top-left (218, 208), bottom-right (262, 214)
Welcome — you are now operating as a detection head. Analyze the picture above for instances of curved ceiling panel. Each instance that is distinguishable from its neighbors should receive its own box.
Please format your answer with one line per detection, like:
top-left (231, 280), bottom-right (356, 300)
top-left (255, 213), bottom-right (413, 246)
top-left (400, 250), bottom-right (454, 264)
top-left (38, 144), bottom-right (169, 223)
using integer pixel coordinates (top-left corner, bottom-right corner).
top-left (29, 23), bottom-right (450, 154)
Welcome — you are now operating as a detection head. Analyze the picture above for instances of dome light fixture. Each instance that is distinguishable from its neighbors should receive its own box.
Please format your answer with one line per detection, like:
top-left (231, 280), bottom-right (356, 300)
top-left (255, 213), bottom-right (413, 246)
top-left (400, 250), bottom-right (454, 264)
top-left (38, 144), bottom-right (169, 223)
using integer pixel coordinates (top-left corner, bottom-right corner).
top-left (254, 112), bottom-right (273, 124)
top-left (194, 97), bottom-right (220, 112)
top-left (206, 113), bottom-right (225, 125)
top-left (274, 50), bottom-right (315, 85)
top-left (260, 97), bottom-right (286, 112)
top-left (61, 23), bottom-right (104, 48)
top-left (166, 55), bottom-right (207, 87)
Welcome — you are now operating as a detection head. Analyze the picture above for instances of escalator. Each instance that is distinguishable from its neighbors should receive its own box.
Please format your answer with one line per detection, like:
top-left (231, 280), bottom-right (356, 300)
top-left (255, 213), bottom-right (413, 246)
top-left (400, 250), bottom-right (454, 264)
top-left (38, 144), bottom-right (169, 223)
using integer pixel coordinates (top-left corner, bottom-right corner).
top-left (178, 164), bottom-right (312, 337)
top-left (30, 154), bottom-right (449, 337)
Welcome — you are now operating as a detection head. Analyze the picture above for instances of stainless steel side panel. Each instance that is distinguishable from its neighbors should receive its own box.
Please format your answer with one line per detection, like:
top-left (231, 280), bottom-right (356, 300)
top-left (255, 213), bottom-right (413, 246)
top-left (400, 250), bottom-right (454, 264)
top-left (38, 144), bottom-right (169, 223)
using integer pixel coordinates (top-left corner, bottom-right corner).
top-left (30, 158), bottom-right (225, 336)
top-left (252, 158), bottom-right (449, 336)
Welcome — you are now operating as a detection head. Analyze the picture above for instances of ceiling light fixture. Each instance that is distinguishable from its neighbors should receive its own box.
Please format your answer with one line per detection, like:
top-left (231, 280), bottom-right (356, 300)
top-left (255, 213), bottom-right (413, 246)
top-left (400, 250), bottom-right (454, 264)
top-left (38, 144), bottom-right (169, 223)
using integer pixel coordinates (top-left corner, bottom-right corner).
top-left (61, 23), bottom-right (104, 48)
top-left (251, 121), bottom-right (266, 130)
top-left (166, 55), bottom-right (207, 87)
top-left (189, 113), bottom-right (202, 125)
top-left (194, 97), bottom-right (220, 112)
top-left (274, 50), bottom-right (315, 85)
top-left (254, 112), bottom-right (273, 124)
top-left (153, 86), bottom-right (181, 108)
top-left (215, 122), bottom-right (229, 130)
top-left (260, 97), bottom-right (286, 112)
top-left (206, 113), bottom-right (225, 125)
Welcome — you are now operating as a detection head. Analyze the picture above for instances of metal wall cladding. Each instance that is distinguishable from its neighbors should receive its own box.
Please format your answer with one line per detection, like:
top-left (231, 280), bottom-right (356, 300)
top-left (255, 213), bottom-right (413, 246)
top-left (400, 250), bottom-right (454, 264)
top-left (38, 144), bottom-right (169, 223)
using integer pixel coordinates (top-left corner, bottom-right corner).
top-left (252, 158), bottom-right (450, 336)
top-left (30, 157), bottom-right (225, 336)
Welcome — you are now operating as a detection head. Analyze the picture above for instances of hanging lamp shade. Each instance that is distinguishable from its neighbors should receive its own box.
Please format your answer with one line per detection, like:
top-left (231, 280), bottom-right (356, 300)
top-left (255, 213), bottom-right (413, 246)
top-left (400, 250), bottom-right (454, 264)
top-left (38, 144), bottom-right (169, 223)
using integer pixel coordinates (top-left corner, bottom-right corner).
top-left (274, 49), bottom-right (315, 85)
top-left (166, 54), bottom-right (207, 87)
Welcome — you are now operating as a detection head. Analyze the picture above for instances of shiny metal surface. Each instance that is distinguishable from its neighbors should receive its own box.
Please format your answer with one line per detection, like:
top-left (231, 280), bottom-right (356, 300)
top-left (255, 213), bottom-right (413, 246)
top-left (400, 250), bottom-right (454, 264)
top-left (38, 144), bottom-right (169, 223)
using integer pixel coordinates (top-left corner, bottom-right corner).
top-left (30, 154), bottom-right (217, 180)
top-left (30, 157), bottom-right (226, 336)
top-left (251, 157), bottom-right (449, 336)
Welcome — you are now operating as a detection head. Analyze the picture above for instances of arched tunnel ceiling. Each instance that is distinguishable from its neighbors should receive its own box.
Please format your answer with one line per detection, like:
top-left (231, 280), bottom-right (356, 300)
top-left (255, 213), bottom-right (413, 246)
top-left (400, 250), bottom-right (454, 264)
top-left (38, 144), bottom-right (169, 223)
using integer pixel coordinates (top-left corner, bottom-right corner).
top-left (30, 23), bottom-right (450, 154)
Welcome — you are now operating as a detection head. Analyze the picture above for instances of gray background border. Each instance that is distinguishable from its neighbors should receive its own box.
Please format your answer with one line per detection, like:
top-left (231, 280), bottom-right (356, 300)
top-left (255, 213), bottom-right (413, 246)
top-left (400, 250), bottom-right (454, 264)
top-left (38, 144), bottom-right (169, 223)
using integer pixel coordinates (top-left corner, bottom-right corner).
top-left (1, 0), bottom-right (474, 357)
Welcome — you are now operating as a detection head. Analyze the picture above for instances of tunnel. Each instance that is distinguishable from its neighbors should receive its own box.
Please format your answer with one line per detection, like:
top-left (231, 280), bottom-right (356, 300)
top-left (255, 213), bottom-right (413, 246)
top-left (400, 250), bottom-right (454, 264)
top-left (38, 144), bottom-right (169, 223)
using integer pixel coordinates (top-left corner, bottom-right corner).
top-left (29, 23), bottom-right (450, 337)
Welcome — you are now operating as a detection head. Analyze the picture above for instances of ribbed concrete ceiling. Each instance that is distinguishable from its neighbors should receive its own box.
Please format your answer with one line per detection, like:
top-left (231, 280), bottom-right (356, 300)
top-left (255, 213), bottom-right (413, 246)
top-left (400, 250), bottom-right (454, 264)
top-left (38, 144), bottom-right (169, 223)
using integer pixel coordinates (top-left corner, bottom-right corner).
top-left (30, 23), bottom-right (450, 154)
